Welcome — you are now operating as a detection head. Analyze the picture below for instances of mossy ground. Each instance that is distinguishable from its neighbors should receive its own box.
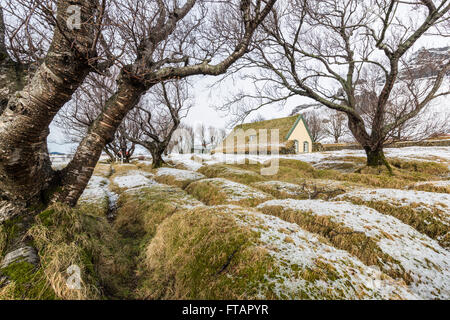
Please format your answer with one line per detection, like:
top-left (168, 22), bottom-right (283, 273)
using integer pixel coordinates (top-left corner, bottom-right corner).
top-left (137, 207), bottom-right (278, 300)
top-left (1, 203), bottom-right (134, 300)
top-left (185, 179), bottom-right (272, 207)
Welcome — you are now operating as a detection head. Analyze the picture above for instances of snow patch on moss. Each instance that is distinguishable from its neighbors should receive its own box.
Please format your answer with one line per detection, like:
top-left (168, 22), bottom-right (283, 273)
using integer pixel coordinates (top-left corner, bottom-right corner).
top-left (258, 199), bottom-right (450, 299)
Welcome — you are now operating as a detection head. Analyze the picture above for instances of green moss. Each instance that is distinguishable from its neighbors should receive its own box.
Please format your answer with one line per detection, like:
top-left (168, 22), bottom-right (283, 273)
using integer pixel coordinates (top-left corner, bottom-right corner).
top-left (0, 225), bottom-right (6, 258)
top-left (137, 207), bottom-right (278, 300)
top-left (38, 208), bottom-right (55, 227)
top-left (0, 215), bottom-right (25, 256)
top-left (0, 260), bottom-right (56, 300)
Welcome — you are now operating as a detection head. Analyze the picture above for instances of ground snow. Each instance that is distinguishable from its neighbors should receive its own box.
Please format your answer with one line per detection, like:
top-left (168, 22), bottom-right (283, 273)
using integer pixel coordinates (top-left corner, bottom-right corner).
top-left (155, 167), bottom-right (205, 181)
top-left (167, 146), bottom-right (450, 169)
top-left (257, 199), bottom-right (450, 299)
top-left (201, 178), bottom-right (271, 202)
top-left (414, 180), bottom-right (450, 188)
top-left (112, 170), bottom-right (158, 189)
top-left (223, 206), bottom-right (417, 299)
top-left (167, 154), bottom-right (203, 171)
top-left (336, 189), bottom-right (450, 224)
top-left (79, 175), bottom-right (119, 217)
top-left (80, 176), bottom-right (110, 202)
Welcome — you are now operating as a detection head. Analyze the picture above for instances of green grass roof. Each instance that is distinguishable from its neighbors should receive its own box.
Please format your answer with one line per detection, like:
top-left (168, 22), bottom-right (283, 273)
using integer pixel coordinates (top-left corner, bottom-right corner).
top-left (225, 115), bottom-right (301, 144)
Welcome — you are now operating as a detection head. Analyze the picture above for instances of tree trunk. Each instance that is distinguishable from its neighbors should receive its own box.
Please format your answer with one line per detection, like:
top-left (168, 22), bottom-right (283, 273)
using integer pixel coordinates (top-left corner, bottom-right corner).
top-left (54, 77), bottom-right (146, 206)
top-left (347, 115), bottom-right (392, 171)
top-left (152, 151), bottom-right (165, 169)
top-left (0, 0), bottom-right (99, 221)
top-left (364, 146), bottom-right (392, 173)
top-left (365, 147), bottom-right (386, 167)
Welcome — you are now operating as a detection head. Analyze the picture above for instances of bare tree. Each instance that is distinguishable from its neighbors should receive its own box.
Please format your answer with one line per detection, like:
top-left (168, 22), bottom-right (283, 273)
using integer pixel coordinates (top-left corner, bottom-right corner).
top-left (196, 123), bottom-right (208, 153)
top-left (224, 0), bottom-right (450, 170)
top-left (300, 110), bottom-right (327, 142)
top-left (56, 72), bottom-right (139, 163)
top-left (0, 0), bottom-right (277, 225)
top-left (126, 80), bottom-right (192, 168)
top-left (168, 123), bottom-right (195, 154)
top-left (208, 126), bottom-right (227, 150)
top-left (324, 111), bottom-right (349, 144)
top-left (104, 123), bottom-right (138, 163)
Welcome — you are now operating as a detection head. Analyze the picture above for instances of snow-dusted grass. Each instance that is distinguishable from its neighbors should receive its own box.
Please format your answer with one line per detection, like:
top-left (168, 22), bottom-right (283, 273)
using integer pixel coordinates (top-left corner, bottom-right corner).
top-left (410, 180), bottom-right (450, 194)
top-left (414, 180), bottom-right (450, 188)
top-left (337, 189), bottom-right (450, 225)
top-left (258, 199), bottom-right (450, 299)
top-left (79, 175), bottom-right (119, 218)
top-left (167, 146), bottom-right (450, 170)
top-left (80, 176), bottom-right (110, 203)
top-left (337, 189), bottom-right (450, 247)
top-left (140, 204), bottom-right (415, 299)
top-left (166, 154), bottom-right (203, 171)
top-left (154, 167), bottom-right (205, 188)
top-left (251, 180), bottom-right (352, 200)
top-left (111, 170), bottom-right (158, 192)
top-left (186, 178), bottom-right (273, 207)
top-left (234, 205), bottom-right (417, 300)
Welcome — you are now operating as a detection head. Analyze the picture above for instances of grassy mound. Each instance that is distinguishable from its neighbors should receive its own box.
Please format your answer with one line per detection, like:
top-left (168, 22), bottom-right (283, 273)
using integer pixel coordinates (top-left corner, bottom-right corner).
top-left (222, 158), bottom-right (449, 190)
top-left (339, 195), bottom-right (449, 248)
top-left (257, 203), bottom-right (410, 283)
top-left (114, 185), bottom-right (203, 240)
top-left (198, 164), bottom-right (265, 185)
top-left (137, 205), bottom-right (415, 300)
top-left (251, 180), bottom-right (349, 200)
top-left (186, 178), bottom-right (273, 207)
top-left (0, 204), bottom-right (132, 300)
top-left (154, 168), bottom-right (205, 189)
top-left (137, 206), bottom-right (276, 300)
top-left (258, 199), bottom-right (450, 299)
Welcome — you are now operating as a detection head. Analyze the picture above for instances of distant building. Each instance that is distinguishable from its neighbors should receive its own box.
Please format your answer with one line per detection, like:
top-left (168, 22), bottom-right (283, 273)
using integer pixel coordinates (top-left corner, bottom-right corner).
top-left (216, 115), bottom-right (313, 154)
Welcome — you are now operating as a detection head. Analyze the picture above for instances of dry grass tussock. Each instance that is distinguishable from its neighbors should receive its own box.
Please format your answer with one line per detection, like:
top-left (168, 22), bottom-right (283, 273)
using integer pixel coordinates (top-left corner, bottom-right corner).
top-left (0, 204), bottom-right (133, 300)
top-left (226, 158), bottom-right (448, 190)
top-left (137, 206), bottom-right (276, 300)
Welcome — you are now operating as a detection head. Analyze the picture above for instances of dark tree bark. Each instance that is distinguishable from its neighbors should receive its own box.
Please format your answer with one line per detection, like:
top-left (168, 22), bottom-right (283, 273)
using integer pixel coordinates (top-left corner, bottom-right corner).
top-left (0, 0), bottom-right (100, 220)
top-left (149, 144), bottom-right (168, 169)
